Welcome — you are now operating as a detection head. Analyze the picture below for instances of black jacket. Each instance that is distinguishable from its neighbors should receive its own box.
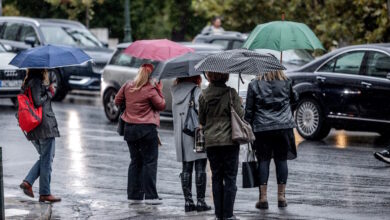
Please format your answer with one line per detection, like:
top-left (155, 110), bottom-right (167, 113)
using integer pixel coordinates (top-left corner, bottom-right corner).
top-left (24, 78), bottom-right (60, 140)
top-left (244, 79), bottom-right (298, 132)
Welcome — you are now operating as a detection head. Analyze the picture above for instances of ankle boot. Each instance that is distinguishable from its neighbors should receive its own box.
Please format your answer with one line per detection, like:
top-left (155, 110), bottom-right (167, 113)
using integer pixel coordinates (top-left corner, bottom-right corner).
top-left (278, 184), bottom-right (287, 207)
top-left (255, 185), bottom-right (268, 209)
top-left (180, 172), bottom-right (196, 212)
top-left (195, 172), bottom-right (211, 212)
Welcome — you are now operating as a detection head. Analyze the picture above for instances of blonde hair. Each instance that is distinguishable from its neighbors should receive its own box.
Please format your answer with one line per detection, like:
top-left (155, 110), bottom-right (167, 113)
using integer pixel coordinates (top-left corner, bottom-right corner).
top-left (22, 69), bottom-right (49, 88)
top-left (131, 65), bottom-right (153, 92)
top-left (258, 70), bottom-right (288, 81)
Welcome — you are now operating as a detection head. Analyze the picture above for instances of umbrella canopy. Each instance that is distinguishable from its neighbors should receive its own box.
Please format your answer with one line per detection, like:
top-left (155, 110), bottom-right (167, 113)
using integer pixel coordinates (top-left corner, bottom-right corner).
top-left (194, 49), bottom-right (286, 75)
top-left (151, 52), bottom-right (211, 80)
top-left (123, 39), bottom-right (194, 61)
top-left (9, 45), bottom-right (92, 68)
top-left (243, 21), bottom-right (325, 51)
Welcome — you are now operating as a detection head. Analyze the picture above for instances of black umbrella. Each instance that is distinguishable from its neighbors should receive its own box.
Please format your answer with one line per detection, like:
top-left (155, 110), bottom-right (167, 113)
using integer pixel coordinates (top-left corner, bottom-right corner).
top-left (151, 52), bottom-right (213, 80)
top-left (194, 49), bottom-right (286, 75)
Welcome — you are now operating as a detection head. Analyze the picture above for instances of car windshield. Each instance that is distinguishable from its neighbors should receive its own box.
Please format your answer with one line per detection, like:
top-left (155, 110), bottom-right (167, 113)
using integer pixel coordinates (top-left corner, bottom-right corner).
top-left (41, 25), bottom-right (103, 48)
top-left (254, 49), bottom-right (314, 65)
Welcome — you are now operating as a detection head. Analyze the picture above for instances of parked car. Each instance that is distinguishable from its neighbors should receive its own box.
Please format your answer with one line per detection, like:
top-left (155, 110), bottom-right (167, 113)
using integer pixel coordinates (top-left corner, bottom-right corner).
top-left (193, 31), bottom-right (247, 50)
top-left (101, 43), bottom-right (223, 122)
top-left (288, 44), bottom-right (390, 140)
top-left (0, 17), bottom-right (113, 101)
top-left (0, 42), bottom-right (26, 105)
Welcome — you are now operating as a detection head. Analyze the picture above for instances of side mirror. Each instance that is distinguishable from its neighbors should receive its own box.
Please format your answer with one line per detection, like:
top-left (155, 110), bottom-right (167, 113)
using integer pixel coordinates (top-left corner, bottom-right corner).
top-left (387, 73), bottom-right (390, 80)
top-left (2, 44), bottom-right (13, 52)
top-left (102, 42), bottom-right (109, 48)
top-left (24, 36), bottom-right (37, 47)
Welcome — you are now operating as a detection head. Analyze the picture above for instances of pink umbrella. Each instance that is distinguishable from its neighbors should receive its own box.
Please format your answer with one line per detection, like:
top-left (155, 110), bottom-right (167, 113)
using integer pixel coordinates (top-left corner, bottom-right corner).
top-left (123, 39), bottom-right (194, 61)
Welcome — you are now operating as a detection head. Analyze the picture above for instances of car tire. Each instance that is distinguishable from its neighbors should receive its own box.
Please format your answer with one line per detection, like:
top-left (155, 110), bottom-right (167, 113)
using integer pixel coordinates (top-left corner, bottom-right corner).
top-left (103, 88), bottom-right (120, 122)
top-left (295, 98), bottom-right (330, 140)
top-left (49, 69), bottom-right (68, 101)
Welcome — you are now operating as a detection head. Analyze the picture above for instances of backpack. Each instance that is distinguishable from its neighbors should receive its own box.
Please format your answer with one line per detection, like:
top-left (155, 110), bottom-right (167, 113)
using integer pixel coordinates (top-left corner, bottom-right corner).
top-left (17, 87), bottom-right (42, 134)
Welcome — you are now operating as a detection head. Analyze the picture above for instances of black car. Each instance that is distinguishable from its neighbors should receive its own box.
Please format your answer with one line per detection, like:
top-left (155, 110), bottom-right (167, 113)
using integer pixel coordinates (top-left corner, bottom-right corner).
top-left (0, 17), bottom-right (113, 100)
top-left (289, 44), bottom-right (390, 140)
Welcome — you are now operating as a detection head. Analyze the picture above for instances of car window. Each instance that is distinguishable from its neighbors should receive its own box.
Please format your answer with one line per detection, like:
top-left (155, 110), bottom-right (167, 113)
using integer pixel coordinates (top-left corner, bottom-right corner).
top-left (366, 52), bottom-right (390, 78)
top-left (318, 51), bottom-right (365, 75)
top-left (19, 25), bottom-right (38, 43)
top-left (2, 23), bottom-right (22, 41)
top-left (210, 39), bottom-right (229, 50)
top-left (231, 40), bottom-right (243, 49)
top-left (0, 22), bottom-right (4, 36)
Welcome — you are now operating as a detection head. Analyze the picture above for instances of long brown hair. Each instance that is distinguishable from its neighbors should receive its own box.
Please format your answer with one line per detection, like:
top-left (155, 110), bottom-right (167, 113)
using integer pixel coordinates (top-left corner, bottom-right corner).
top-left (22, 69), bottom-right (49, 88)
top-left (258, 70), bottom-right (288, 81)
top-left (174, 75), bottom-right (202, 86)
top-left (131, 64), bottom-right (154, 92)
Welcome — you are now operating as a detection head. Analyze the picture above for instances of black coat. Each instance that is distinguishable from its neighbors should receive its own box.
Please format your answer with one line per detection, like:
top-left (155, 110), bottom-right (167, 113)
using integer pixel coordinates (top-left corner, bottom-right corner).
top-left (24, 78), bottom-right (60, 140)
top-left (244, 79), bottom-right (298, 132)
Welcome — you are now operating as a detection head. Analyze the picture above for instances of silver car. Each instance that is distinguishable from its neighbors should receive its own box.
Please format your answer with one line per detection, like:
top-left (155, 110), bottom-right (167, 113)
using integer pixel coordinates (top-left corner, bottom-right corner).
top-left (101, 42), bottom-right (223, 122)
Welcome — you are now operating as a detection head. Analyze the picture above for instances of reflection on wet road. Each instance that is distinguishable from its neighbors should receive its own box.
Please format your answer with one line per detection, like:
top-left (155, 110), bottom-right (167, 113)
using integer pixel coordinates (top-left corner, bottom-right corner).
top-left (1, 96), bottom-right (390, 219)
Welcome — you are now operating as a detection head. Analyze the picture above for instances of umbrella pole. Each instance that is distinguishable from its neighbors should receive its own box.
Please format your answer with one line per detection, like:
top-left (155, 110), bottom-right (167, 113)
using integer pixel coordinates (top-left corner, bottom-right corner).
top-left (238, 73), bottom-right (240, 93)
top-left (280, 51), bottom-right (283, 64)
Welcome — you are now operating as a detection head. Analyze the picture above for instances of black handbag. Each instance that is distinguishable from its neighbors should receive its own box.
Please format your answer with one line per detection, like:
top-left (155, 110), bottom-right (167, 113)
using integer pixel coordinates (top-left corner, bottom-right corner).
top-left (117, 105), bottom-right (125, 136)
top-left (183, 87), bottom-right (199, 137)
top-left (242, 144), bottom-right (260, 188)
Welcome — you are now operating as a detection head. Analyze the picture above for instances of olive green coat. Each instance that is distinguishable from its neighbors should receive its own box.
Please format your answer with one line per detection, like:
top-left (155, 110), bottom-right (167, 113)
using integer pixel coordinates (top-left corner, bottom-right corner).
top-left (199, 82), bottom-right (244, 148)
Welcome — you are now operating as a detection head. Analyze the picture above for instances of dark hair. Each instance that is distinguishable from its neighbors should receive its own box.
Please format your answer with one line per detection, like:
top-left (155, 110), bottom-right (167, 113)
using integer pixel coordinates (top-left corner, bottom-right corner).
top-left (175, 75), bottom-right (202, 85)
top-left (22, 69), bottom-right (48, 88)
top-left (211, 16), bottom-right (222, 23)
top-left (206, 72), bottom-right (229, 83)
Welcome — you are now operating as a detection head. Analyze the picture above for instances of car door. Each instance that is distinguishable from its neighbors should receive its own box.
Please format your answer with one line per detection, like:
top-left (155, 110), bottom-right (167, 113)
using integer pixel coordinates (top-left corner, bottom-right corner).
top-left (315, 50), bottom-right (366, 118)
top-left (359, 51), bottom-right (390, 122)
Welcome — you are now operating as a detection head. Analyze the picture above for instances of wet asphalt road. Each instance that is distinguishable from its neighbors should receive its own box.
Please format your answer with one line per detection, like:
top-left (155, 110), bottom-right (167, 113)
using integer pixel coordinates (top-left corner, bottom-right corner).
top-left (1, 94), bottom-right (390, 220)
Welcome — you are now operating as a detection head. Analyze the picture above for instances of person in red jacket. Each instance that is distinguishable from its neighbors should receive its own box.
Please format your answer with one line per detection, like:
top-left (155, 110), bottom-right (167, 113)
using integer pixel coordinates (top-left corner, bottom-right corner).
top-left (115, 64), bottom-right (166, 205)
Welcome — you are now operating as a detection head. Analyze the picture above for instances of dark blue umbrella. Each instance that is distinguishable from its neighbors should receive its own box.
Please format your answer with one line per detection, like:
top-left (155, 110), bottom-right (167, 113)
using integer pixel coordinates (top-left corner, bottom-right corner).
top-left (9, 44), bottom-right (92, 68)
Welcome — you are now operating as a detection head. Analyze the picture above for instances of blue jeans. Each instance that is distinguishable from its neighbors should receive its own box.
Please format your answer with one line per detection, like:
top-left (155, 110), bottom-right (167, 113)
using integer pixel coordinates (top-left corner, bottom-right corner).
top-left (258, 159), bottom-right (288, 185)
top-left (24, 138), bottom-right (55, 195)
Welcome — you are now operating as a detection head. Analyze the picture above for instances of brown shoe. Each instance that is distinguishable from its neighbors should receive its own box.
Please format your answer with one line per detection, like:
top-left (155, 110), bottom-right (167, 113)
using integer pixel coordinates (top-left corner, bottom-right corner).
top-left (39, 195), bottom-right (62, 203)
top-left (255, 185), bottom-right (268, 209)
top-left (278, 184), bottom-right (287, 207)
top-left (19, 181), bottom-right (34, 198)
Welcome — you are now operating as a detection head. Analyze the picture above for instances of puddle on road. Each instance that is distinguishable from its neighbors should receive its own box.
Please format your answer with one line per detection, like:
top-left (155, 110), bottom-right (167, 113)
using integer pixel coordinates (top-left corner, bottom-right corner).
top-left (5, 208), bottom-right (30, 217)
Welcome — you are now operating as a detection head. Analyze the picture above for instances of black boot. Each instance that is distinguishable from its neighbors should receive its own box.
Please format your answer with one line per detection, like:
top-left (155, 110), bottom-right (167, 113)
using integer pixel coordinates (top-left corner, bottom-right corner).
top-left (180, 172), bottom-right (196, 212)
top-left (196, 172), bottom-right (212, 212)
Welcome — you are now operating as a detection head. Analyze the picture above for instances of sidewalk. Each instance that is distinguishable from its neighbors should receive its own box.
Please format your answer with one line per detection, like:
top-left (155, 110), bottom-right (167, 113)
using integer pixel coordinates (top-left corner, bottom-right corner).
top-left (5, 196), bottom-right (51, 219)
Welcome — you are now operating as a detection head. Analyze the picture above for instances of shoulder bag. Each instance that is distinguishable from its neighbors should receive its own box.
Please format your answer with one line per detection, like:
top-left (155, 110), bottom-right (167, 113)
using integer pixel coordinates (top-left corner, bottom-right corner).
top-left (183, 87), bottom-right (199, 137)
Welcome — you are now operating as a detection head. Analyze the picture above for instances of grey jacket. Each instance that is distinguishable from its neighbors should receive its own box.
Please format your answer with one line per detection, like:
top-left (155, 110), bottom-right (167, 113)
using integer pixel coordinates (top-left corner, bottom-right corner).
top-left (24, 78), bottom-right (60, 141)
top-left (244, 79), bottom-right (298, 132)
top-left (171, 82), bottom-right (206, 162)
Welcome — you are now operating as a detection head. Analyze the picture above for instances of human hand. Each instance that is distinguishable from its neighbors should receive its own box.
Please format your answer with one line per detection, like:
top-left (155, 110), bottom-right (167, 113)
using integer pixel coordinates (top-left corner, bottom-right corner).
top-left (155, 80), bottom-right (163, 90)
top-left (48, 84), bottom-right (55, 96)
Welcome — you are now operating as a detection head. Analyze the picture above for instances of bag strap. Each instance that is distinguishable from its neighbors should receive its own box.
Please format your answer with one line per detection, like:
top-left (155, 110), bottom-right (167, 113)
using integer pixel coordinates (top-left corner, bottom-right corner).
top-left (246, 143), bottom-right (257, 162)
top-left (189, 86), bottom-right (198, 114)
top-left (27, 87), bottom-right (34, 105)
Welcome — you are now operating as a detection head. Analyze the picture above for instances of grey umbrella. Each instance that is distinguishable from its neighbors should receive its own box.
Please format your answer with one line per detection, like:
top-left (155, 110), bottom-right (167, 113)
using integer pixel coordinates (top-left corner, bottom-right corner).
top-left (151, 52), bottom-right (213, 80)
top-left (194, 49), bottom-right (286, 75)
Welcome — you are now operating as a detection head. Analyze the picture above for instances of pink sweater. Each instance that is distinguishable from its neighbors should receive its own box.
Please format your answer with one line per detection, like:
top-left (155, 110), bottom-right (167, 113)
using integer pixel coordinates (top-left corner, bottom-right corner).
top-left (114, 81), bottom-right (166, 127)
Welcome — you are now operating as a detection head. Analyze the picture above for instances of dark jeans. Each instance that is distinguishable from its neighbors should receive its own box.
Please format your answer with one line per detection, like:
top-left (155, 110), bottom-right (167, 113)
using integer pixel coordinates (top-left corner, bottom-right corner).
top-left (25, 138), bottom-right (55, 195)
top-left (258, 159), bottom-right (288, 185)
top-left (207, 145), bottom-right (239, 219)
top-left (127, 130), bottom-right (159, 200)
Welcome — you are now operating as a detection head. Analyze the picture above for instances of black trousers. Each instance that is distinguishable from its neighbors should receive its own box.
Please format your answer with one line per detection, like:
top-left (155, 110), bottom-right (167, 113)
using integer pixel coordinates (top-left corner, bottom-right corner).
top-left (207, 145), bottom-right (239, 219)
top-left (127, 130), bottom-right (159, 200)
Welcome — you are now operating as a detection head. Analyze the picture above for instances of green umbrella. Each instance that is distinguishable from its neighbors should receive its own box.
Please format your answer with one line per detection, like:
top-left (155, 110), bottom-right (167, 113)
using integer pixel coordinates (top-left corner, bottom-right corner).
top-left (243, 21), bottom-right (325, 63)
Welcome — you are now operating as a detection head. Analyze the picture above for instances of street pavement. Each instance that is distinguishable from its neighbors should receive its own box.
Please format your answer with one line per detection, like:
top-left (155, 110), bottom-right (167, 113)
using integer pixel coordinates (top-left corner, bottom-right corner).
top-left (1, 94), bottom-right (390, 220)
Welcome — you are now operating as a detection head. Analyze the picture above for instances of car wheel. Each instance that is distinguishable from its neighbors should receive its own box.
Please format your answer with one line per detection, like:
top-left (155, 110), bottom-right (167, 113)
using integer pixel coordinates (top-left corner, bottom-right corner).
top-left (10, 97), bottom-right (18, 109)
top-left (103, 88), bottom-right (120, 122)
top-left (49, 69), bottom-right (68, 101)
top-left (295, 98), bottom-right (330, 140)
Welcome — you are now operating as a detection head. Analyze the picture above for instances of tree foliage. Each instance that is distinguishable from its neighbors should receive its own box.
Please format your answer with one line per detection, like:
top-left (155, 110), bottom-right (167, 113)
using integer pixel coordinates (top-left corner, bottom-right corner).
top-left (2, 0), bottom-right (389, 48)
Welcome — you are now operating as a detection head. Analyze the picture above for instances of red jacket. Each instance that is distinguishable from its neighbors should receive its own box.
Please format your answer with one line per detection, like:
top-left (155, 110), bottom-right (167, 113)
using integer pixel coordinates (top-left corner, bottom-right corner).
top-left (114, 81), bottom-right (166, 127)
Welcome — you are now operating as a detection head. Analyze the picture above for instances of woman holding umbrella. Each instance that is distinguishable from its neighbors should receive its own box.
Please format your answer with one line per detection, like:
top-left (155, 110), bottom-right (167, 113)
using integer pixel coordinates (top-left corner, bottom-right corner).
top-left (198, 72), bottom-right (243, 220)
top-left (171, 75), bottom-right (211, 212)
top-left (244, 70), bottom-right (298, 209)
top-left (19, 69), bottom-right (61, 203)
top-left (115, 64), bottom-right (165, 205)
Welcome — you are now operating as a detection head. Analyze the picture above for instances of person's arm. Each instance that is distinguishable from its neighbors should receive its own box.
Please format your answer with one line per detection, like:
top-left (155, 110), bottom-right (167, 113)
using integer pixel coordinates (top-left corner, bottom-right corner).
top-left (231, 88), bottom-right (244, 118)
top-left (149, 85), bottom-right (166, 111)
top-left (289, 81), bottom-right (299, 108)
top-left (198, 93), bottom-right (206, 126)
top-left (30, 79), bottom-right (50, 108)
top-left (244, 83), bottom-right (255, 123)
top-left (114, 83), bottom-right (126, 106)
